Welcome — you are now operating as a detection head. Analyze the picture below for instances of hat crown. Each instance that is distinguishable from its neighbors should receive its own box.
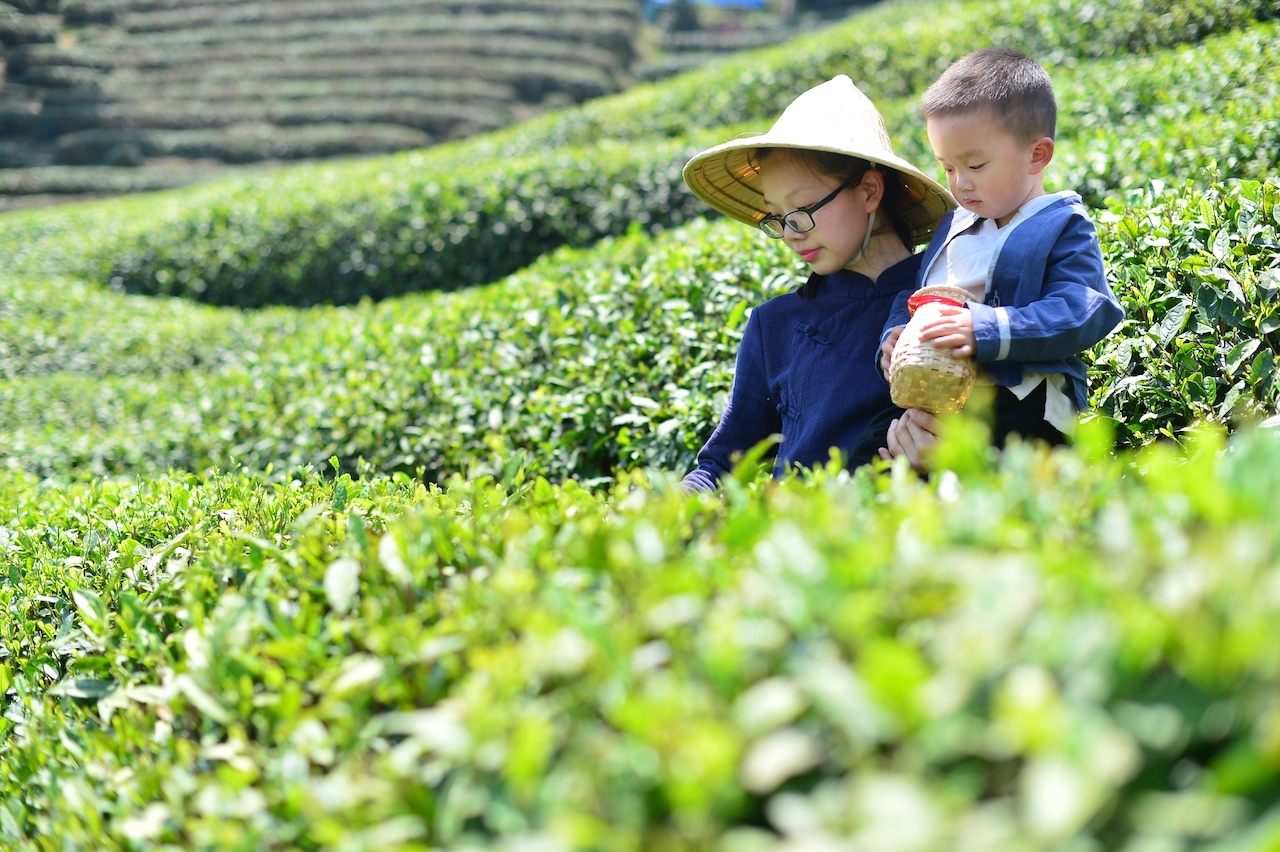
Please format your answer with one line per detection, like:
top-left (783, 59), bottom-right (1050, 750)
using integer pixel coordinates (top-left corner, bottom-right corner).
top-left (681, 74), bottom-right (956, 247)
top-left (767, 74), bottom-right (895, 163)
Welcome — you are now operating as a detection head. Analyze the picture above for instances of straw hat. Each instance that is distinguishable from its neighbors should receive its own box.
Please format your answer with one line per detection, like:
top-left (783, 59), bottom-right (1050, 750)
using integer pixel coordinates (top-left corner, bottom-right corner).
top-left (683, 74), bottom-right (955, 247)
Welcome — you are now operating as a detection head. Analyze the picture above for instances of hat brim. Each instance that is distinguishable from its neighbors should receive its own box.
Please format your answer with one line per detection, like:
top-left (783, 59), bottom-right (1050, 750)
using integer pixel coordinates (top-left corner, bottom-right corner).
top-left (683, 134), bottom-right (956, 248)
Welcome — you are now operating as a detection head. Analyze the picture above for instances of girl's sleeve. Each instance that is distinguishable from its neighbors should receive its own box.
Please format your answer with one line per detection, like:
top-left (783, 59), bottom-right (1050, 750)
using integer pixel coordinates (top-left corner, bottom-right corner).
top-left (682, 311), bottom-right (782, 492)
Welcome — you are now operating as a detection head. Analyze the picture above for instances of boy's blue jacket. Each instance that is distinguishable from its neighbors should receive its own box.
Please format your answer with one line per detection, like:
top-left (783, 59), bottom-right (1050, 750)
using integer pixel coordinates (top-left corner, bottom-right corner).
top-left (881, 191), bottom-right (1123, 410)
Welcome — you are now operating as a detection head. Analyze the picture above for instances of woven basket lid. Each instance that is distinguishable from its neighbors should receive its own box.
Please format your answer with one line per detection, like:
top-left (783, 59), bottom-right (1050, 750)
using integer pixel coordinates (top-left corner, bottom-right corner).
top-left (907, 284), bottom-right (974, 315)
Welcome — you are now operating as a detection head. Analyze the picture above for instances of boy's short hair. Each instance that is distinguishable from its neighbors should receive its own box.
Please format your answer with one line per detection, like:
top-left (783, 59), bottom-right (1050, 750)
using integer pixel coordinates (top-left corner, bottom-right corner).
top-left (920, 47), bottom-right (1056, 143)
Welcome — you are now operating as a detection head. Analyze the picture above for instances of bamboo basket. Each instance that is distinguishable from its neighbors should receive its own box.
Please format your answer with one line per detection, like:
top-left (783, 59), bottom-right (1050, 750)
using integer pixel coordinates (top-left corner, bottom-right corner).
top-left (889, 284), bottom-right (977, 414)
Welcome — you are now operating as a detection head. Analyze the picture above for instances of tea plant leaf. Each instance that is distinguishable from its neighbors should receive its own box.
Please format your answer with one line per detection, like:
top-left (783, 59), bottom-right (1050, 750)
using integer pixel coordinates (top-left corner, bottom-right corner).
top-left (324, 556), bottom-right (361, 615)
top-left (48, 677), bottom-right (114, 700)
top-left (173, 674), bottom-right (231, 726)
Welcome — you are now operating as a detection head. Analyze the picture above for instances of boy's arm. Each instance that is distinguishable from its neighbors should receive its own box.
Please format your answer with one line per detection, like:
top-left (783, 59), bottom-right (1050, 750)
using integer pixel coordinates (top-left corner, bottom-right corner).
top-left (967, 214), bottom-right (1123, 364)
top-left (876, 289), bottom-right (913, 378)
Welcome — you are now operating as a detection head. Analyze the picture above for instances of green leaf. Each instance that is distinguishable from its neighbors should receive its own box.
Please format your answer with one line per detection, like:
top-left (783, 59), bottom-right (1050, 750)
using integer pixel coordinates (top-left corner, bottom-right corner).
top-left (49, 678), bottom-right (115, 700)
top-left (325, 557), bottom-right (362, 615)
top-left (1226, 339), bottom-right (1261, 376)
top-left (72, 589), bottom-right (107, 634)
top-left (174, 675), bottom-right (231, 725)
top-left (1158, 300), bottom-right (1190, 346)
top-left (1212, 228), bottom-right (1232, 260)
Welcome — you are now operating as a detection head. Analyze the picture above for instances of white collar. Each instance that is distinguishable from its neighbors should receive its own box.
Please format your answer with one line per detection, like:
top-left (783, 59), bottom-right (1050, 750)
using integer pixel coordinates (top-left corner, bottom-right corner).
top-left (946, 190), bottom-right (1079, 238)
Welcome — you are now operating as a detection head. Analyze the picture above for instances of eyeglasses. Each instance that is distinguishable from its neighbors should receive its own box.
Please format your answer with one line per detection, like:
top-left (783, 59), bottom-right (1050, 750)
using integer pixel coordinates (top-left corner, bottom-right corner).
top-left (758, 176), bottom-right (857, 239)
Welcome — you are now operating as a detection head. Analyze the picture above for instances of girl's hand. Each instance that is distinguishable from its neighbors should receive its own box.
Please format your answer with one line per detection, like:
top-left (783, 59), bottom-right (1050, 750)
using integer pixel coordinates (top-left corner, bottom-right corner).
top-left (879, 326), bottom-right (904, 376)
top-left (917, 305), bottom-right (976, 358)
top-left (878, 408), bottom-right (941, 471)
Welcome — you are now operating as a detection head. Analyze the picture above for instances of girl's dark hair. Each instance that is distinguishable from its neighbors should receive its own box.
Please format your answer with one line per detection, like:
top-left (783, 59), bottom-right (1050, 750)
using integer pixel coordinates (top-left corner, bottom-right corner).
top-left (751, 147), bottom-right (918, 300)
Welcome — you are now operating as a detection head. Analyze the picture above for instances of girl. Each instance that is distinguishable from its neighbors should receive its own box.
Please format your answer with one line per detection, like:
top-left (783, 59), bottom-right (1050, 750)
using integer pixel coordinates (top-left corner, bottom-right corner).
top-left (680, 75), bottom-right (954, 490)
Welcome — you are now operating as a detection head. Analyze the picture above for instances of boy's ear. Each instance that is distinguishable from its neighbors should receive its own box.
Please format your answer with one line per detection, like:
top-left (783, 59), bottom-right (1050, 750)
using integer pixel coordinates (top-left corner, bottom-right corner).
top-left (1029, 137), bottom-right (1055, 174)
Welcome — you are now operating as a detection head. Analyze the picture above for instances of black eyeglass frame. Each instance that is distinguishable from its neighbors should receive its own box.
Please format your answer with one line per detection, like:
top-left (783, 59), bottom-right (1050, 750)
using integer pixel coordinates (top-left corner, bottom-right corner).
top-left (757, 176), bottom-right (859, 239)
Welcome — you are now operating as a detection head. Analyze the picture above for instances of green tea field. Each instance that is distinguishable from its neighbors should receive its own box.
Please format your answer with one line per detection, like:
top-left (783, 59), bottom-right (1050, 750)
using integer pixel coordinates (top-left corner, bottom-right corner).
top-left (1, 0), bottom-right (1279, 848)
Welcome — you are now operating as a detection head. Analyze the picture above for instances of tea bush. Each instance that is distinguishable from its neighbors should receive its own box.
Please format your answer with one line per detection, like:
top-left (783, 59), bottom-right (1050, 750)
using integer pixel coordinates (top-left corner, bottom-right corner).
top-left (73, 18), bottom-right (1277, 309)
top-left (3, 176), bottom-right (1279, 480)
top-left (1092, 178), bottom-right (1280, 445)
top-left (0, 217), bottom-right (780, 479)
top-left (97, 134), bottom-right (717, 308)
top-left (2, 426), bottom-right (1280, 848)
top-left (0, 16), bottom-right (1245, 310)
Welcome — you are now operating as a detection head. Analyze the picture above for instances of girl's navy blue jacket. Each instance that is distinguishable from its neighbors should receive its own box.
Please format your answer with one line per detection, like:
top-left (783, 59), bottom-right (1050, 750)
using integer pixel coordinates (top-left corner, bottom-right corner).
top-left (682, 254), bottom-right (920, 491)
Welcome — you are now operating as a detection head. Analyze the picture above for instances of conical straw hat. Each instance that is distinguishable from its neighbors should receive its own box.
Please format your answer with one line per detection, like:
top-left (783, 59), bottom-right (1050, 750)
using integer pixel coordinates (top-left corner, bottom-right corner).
top-left (683, 74), bottom-right (955, 247)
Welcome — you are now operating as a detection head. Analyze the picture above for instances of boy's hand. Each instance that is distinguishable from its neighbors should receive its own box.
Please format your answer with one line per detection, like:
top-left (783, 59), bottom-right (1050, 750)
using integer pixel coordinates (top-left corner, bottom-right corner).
top-left (917, 305), bottom-right (976, 358)
top-left (880, 326), bottom-right (904, 376)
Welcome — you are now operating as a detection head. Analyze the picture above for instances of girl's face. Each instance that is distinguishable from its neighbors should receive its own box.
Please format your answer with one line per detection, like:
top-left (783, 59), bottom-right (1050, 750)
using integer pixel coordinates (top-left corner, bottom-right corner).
top-left (757, 153), bottom-right (877, 276)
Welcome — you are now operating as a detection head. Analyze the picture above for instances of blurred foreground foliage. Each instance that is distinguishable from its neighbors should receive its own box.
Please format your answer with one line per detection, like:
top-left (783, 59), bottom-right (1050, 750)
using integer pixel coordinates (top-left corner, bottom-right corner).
top-left (2, 424), bottom-right (1280, 849)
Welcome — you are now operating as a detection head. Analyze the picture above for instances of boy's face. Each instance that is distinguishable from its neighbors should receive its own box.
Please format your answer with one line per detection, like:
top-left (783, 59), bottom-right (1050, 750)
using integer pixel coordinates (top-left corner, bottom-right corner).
top-left (757, 153), bottom-right (876, 276)
top-left (926, 109), bottom-right (1051, 228)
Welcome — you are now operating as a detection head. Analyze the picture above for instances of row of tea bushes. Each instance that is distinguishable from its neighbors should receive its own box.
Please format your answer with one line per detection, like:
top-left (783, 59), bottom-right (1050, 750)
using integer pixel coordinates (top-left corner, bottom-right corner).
top-left (1, 0), bottom-right (639, 206)
top-left (0, 217), bottom-right (767, 480)
top-left (95, 133), bottom-right (718, 308)
top-left (52, 123), bottom-right (435, 168)
top-left (0, 162), bottom-right (256, 196)
top-left (1049, 23), bottom-right (1280, 206)
top-left (2, 424), bottom-right (1279, 848)
top-left (59, 0), bottom-right (633, 24)
top-left (0, 272), bottom-right (254, 379)
top-left (73, 20), bottom-right (1279, 309)
top-left (461, 0), bottom-right (1276, 162)
top-left (3, 178), bottom-right (1278, 482)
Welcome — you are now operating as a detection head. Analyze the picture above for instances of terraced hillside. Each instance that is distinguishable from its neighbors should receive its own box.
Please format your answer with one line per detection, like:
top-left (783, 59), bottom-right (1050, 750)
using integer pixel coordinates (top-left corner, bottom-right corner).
top-left (0, 0), bottom-right (638, 209)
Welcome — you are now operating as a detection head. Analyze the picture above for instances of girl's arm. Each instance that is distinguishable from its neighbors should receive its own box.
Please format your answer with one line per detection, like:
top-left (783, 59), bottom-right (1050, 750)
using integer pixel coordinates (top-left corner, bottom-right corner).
top-left (682, 313), bottom-right (782, 491)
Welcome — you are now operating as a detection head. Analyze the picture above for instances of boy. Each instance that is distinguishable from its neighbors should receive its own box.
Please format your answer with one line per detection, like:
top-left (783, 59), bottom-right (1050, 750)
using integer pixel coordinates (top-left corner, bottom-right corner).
top-left (878, 47), bottom-right (1123, 461)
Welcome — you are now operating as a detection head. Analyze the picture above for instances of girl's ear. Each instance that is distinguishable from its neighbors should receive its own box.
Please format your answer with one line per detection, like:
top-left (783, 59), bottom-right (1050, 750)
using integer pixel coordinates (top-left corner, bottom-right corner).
top-left (859, 169), bottom-right (886, 210)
